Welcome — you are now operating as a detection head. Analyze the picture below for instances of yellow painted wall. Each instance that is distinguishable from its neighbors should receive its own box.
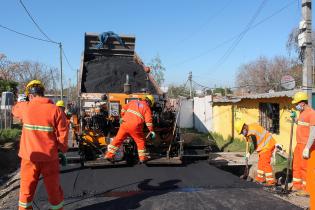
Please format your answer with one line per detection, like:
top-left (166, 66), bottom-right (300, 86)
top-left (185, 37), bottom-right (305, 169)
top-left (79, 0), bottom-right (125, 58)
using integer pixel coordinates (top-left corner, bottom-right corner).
top-left (212, 104), bottom-right (233, 139)
top-left (212, 97), bottom-right (296, 152)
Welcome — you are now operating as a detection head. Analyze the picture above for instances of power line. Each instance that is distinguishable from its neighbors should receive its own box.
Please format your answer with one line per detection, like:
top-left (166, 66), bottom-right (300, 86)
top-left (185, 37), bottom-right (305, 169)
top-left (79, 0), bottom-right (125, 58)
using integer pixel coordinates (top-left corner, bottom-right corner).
top-left (62, 49), bottom-right (75, 71)
top-left (19, 0), bottom-right (76, 78)
top-left (192, 77), bottom-right (303, 91)
top-left (213, 0), bottom-right (268, 68)
top-left (0, 24), bottom-right (58, 44)
top-left (174, 0), bottom-right (232, 46)
top-left (170, 0), bottom-right (295, 68)
top-left (19, 0), bottom-right (55, 43)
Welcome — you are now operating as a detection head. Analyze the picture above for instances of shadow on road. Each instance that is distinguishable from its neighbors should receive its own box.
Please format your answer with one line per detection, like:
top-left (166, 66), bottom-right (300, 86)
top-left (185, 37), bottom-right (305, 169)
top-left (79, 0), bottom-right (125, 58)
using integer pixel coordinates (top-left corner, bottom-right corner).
top-left (74, 179), bottom-right (181, 210)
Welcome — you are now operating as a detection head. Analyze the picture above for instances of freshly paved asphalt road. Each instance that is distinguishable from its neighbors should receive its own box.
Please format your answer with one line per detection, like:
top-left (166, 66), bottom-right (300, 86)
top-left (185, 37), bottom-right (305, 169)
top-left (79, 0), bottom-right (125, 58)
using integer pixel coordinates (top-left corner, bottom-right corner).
top-left (31, 161), bottom-right (301, 210)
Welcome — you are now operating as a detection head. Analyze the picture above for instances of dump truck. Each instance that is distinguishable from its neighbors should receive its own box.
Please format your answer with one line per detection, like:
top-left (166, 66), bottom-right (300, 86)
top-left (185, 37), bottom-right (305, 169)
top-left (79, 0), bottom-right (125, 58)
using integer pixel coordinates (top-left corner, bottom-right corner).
top-left (73, 32), bottom-right (183, 167)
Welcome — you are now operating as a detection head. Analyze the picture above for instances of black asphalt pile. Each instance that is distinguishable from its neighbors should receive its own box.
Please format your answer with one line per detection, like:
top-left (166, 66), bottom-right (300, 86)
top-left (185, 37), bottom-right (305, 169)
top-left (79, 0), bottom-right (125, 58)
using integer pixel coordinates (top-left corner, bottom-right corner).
top-left (32, 162), bottom-right (301, 210)
top-left (81, 56), bottom-right (157, 94)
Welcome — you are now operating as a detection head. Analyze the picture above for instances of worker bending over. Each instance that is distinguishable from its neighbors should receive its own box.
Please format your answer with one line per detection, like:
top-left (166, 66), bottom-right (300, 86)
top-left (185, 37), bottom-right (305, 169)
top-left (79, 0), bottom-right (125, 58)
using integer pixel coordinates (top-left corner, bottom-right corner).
top-left (105, 95), bottom-right (156, 163)
top-left (13, 80), bottom-right (68, 210)
top-left (235, 120), bottom-right (276, 186)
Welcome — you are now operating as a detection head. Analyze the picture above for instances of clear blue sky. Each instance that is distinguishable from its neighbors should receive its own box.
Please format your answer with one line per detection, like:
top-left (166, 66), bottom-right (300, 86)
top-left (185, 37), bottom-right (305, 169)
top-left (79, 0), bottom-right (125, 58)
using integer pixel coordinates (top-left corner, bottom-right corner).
top-left (0, 0), bottom-right (307, 88)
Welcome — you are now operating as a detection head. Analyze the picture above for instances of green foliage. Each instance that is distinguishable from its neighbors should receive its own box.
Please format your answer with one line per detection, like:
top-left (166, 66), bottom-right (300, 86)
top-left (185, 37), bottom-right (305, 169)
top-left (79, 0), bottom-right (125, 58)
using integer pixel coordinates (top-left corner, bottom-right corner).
top-left (0, 79), bottom-right (18, 94)
top-left (212, 88), bottom-right (232, 96)
top-left (209, 132), bottom-right (246, 152)
top-left (181, 129), bottom-right (246, 152)
top-left (168, 84), bottom-right (190, 98)
top-left (0, 129), bottom-right (21, 143)
top-left (148, 54), bottom-right (166, 86)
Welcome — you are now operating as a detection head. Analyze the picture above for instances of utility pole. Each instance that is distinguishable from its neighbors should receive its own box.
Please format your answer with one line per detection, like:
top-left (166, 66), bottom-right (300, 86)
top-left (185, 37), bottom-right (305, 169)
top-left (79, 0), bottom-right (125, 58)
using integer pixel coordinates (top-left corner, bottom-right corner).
top-left (300, 0), bottom-right (312, 105)
top-left (68, 78), bottom-right (71, 104)
top-left (77, 69), bottom-right (79, 98)
top-left (59, 42), bottom-right (64, 100)
top-left (188, 71), bottom-right (193, 98)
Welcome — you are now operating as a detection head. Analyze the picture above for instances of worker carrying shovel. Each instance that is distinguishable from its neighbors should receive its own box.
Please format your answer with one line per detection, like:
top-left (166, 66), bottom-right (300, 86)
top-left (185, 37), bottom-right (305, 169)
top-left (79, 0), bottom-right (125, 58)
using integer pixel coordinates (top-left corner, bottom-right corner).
top-left (105, 95), bottom-right (156, 163)
top-left (235, 120), bottom-right (276, 187)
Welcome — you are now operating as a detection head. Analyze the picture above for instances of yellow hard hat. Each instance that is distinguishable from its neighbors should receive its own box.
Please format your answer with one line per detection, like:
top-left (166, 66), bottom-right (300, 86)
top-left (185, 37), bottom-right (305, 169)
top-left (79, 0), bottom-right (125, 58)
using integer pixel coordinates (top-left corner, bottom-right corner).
top-left (292, 91), bottom-right (308, 104)
top-left (56, 100), bottom-right (65, 107)
top-left (235, 120), bottom-right (245, 134)
top-left (25, 80), bottom-right (45, 96)
top-left (145, 95), bottom-right (155, 107)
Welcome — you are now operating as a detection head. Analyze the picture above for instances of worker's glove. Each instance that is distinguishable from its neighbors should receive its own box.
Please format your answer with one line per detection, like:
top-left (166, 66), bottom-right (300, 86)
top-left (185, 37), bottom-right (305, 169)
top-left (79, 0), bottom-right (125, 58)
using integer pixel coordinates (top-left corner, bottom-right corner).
top-left (244, 152), bottom-right (250, 160)
top-left (149, 131), bottom-right (156, 140)
top-left (58, 152), bottom-right (67, 166)
top-left (302, 146), bottom-right (310, 159)
top-left (66, 111), bottom-right (72, 118)
top-left (290, 111), bottom-right (297, 119)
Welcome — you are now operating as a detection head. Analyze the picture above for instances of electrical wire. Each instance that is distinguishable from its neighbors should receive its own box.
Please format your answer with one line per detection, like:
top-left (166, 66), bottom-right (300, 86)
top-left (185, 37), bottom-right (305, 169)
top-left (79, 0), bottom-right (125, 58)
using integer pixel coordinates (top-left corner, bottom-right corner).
top-left (19, 0), bottom-right (55, 43)
top-left (0, 24), bottom-right (58, 44)
top-left (213, 0), bottom-right (268, 69)
top-left (19, 0), bottom-right (76, 71)
top-left (174, 0), bottom-right (233, 46)
top-left (62, 49), bottom-right (75, 71)
top-left (192, 77), bottom-right (303, 91)
top-left (171, 0), bottom-right (295, 68)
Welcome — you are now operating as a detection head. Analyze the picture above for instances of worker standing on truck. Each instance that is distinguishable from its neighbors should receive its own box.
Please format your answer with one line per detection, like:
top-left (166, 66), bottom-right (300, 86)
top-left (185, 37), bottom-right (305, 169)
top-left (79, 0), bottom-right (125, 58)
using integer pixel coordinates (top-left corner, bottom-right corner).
top-left (105, 95), bottom-right (156, 163)
top-left (291, 92), bottom-right (315, 200)
top-left (235, 120), bottom-right (276, 186)
top-left (12, 80), bottom-right (68, 210)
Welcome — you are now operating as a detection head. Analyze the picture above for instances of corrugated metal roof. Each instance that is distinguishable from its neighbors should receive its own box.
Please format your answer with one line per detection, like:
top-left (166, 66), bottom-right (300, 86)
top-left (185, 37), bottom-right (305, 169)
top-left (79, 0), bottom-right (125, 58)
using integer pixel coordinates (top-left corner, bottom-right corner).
top-left (213, 97), bottom-right (241, 103)
top-left (240, 89), bottom-right (300, 99)
top-left (212, 89), bottom-right (302, 103)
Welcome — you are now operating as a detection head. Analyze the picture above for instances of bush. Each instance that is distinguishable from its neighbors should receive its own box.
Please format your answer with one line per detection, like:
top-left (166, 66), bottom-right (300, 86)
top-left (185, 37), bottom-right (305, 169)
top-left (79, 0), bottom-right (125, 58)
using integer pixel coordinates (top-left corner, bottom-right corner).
top-left (0, 129), bottom-right (21, 144)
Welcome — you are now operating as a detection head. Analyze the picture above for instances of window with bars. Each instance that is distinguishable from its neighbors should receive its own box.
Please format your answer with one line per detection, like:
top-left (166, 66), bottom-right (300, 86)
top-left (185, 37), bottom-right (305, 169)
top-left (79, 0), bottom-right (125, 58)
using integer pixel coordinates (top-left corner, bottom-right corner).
top-left (259, 103), bottom-right (280, 134)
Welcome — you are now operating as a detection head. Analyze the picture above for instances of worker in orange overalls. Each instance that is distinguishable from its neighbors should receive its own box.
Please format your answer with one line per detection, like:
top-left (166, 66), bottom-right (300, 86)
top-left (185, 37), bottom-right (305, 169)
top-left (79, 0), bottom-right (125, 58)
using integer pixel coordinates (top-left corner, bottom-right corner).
top-left (12, 80), bottom-right (68, 210)
top-left (56, 100), bottom-right (71, 127)
top-left (291, 92), bottom-right (315, 200)
top-left (105, 95), bottom-right (156, 163)
top-left (235, 120), bottom-right (276, 186)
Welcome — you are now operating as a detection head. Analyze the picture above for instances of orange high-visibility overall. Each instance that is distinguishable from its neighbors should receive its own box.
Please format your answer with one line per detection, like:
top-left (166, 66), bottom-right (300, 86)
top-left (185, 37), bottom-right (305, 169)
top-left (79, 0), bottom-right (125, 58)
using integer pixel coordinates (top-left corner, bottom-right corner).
top-left (105, 100), bottom-right (153, 161)
top-left (293, 107), bottom-right (315, 192)
top-left (13, 97), bottom-right (68, 210)
top-left (246, 123), bottom-right (276, 185)
top-left (307, 146), bottom-right (315, 209)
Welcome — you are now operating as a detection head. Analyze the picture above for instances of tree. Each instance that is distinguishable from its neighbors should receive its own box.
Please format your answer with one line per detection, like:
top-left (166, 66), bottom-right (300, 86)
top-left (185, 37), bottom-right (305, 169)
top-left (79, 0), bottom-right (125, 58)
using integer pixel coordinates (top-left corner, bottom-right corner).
top-left (148, 54), bottom-right (166, 86)
top-left (0, 79), bottom-right (18, 94)
top-left (0, 54), bottom-right (17, 81)
top-left (0, 54), bottom-right (60, 93)
top-left (167, 84), bottom-right (195, 98)
top-left (236, 56), bottom-right (301, 94)
top-left (212, 87), bottom-right (232, 96)
top-left (286, 27), bottom-right (315, 63)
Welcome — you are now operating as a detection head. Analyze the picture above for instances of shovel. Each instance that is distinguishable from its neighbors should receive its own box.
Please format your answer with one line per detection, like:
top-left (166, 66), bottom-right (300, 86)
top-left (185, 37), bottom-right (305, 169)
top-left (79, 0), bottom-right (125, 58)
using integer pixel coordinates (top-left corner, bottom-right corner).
top-left (240, 140), bottom-right (249, 180)
top-left (283, 116), bottom-right (295, 194)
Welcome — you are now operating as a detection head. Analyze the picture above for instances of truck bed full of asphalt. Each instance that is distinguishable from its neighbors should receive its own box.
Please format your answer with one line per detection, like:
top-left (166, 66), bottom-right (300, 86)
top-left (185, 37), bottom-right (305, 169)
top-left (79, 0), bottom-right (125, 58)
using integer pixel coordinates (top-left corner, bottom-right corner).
top-left (29, 161), bottom-right (300, 210)
top-left (81, 56), bottom-right (157, 94)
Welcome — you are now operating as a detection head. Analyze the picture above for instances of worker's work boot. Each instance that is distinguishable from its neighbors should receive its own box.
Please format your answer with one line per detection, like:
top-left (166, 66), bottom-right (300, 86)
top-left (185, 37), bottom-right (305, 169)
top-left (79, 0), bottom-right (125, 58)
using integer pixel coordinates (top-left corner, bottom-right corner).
top-left (139, 156), bottom-right (149, 164)
top-left (291, 184), bottom-right (303, 192)
top-left (263, 182), bottom-right (275, 187)
top-left (104, 153), bottom-right (116, 163)
top-left (296, 190), bottom-right (309, 197)
top-left (255, 177), bottom-right (265, 185)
